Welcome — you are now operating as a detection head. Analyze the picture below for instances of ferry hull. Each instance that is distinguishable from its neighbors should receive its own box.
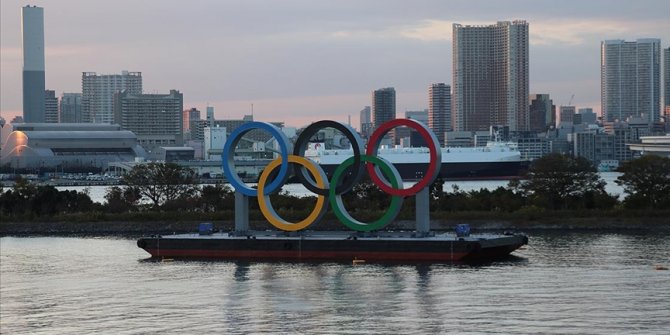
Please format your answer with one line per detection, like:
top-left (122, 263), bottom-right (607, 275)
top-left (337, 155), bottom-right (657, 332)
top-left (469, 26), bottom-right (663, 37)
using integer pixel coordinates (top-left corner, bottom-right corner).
top-left (320, 161), bottom-right (529, 181)
top-left (137, 232), bottom-right (528, 263)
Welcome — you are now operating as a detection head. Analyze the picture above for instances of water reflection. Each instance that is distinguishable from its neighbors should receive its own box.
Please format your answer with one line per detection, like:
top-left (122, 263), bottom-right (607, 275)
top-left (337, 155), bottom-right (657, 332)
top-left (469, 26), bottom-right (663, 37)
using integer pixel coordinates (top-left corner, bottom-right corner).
top-left (2, 232), bottom-right (669, 334)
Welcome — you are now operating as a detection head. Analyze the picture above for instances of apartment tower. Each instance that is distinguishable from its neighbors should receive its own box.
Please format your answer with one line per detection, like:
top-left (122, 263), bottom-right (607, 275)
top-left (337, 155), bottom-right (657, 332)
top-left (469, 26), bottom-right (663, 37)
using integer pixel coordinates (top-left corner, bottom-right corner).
top-left (452, 21), bottom-right (529, 132)
top-left (372, 87), bottom-right (396, 129)
top-left (428, 83), bottom-right (452, 146)
top-left (44, 90), bottom-right (58, 123)
top-left (82, 71), bottom-right (142, 123)
top-left (664, 47), bottom-right (670, 120)
top-left (59, 93), bottom-right (83, 123)
top-left (113, 89), bottom-right (184, 152)
top-left (601, 39), bottom-right (661, 123)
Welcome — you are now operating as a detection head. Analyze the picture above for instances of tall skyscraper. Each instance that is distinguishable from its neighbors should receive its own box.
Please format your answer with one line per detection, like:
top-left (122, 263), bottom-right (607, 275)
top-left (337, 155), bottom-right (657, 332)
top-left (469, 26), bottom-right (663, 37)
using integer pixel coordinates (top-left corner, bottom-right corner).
top-left (82, 71), bottom-right (142, 124)
top-left (528, 94), bottom-right (555, 131)
top-left (59, 93), bottom-right (82, 123)
top-left (428, 83), bottom-right (451, 146)
top-left (22, 5), bottom-right (46, 123)
top-left (206, 106), bottom-right (215, 127)
top-left (113, 89), bottom-right (184, 152)
top-left (359, 106), bottom-right (372, 138)
top-left (44, 90), bottom-right (58, 123)
top-left (372, 87), bottom-right (396, 129)
top-left (664, 47), bottom-right (670, 118)
top-left (453, 20), bottom-right (529, 132)
top-left (601, 39), bottom-right (661, 123)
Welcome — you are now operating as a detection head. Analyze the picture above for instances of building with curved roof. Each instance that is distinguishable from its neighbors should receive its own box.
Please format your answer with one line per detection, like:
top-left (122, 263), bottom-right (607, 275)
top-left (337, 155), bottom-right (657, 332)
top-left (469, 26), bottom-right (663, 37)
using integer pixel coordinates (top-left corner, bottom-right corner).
top-left (0, 123), bottom-right (146, 170)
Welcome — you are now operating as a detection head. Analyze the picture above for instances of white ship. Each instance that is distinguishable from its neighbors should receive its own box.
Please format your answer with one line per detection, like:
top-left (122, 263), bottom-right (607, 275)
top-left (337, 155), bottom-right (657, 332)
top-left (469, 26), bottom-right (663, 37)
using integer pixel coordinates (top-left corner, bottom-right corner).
top-left (304, 141), bottom-right (529, 181)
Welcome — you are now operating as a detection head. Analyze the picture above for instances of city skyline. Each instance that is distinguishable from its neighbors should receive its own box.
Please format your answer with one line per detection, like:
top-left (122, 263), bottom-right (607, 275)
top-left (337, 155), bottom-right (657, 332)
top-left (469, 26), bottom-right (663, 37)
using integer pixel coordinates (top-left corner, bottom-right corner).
top-left (2, 0), bottom-right (670, 128)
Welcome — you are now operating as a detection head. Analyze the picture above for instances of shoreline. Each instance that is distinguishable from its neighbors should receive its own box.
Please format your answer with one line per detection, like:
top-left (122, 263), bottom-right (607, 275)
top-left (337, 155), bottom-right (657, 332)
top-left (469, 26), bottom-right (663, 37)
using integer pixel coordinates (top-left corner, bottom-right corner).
top-left (2, 217), bottom-right (669, 237)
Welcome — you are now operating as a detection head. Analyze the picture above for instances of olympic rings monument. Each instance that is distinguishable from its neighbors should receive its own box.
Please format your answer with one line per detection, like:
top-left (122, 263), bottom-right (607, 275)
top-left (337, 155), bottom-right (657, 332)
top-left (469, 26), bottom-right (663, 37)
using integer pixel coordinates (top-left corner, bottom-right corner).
top-left (137, 119), bottom-right (528, 262)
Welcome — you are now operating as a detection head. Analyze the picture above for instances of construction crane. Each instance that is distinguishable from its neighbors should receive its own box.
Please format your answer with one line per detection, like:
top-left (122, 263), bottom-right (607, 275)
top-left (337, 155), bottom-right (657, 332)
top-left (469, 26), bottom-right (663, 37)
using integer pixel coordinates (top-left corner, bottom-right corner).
top-left (568, 94), bottom-right (575, 106)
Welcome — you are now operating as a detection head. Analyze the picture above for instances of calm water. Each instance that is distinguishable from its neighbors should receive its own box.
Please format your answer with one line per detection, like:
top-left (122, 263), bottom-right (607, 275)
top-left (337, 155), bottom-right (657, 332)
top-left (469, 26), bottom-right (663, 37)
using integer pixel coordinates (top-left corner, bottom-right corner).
top-left (1, 232), bottom-right (669, 334)
top-left (58, 172), bottom-right (626, 204)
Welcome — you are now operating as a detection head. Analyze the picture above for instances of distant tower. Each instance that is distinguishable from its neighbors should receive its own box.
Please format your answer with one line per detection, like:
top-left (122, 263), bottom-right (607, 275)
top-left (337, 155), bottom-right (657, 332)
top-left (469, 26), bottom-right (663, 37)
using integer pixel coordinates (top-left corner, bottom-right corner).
top-left (372, 87), bottom-right (396, 130)
top-left (113, 89), bottom-right (184, 152)
top-left (428, 83), bottom-right (451, 146)
top-left (82, 71), bottom-right (142, 123)
top-left (60, 93), bottom-right (83, 123)
top-left (44, 90), bottom-right (58, 123)
top-left (664, 47), bottom-right (670, 119)
top-left (577, 108), bottom-right (597, 125)
top-left (206, 106), bottom-right (215, 127)
top-left (453, 21), bottom-right (529, 132)
top-left (528, 94), bottom-right (555, 131)
top-left (601, 39), bottom-right (661, 123)
top-left (359, 106), bottom-right (372, 138)
top-left (22, 5), bottom-right (46, 123)
top-left (558, 106), bottom-right (576, 126)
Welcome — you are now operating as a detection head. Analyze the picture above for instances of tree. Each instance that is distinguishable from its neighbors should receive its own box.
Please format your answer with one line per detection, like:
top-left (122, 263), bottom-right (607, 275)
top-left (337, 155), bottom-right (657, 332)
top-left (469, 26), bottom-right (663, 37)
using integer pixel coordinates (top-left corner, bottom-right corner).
top-left (616, 155), bottom-right (670, 209)
top-left (104, 186), bottom-right (141, 213)
top-left (121, 162), bottom-right (199, 208)
top-left (518, 153), bottom-right (610, 210)
top-left (198, 184), bottom-right (235, 212)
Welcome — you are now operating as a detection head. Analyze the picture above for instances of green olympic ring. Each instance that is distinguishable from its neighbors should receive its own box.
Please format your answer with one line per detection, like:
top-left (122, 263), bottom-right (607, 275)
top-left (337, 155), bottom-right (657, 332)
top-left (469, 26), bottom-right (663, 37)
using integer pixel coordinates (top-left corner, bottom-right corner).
top-left (329, 155), bottom-right (404, 232)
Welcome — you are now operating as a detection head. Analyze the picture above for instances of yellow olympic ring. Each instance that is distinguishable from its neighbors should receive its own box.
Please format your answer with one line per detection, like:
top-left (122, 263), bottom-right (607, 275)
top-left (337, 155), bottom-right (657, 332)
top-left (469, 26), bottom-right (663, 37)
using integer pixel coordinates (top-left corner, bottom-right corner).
top-left (257, 155), bottom-right (328, 231)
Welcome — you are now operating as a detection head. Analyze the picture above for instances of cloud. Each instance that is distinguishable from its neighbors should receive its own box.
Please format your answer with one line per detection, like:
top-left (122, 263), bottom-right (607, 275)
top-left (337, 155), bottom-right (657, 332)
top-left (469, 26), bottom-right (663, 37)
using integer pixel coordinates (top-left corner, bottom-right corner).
top-left (329, 20), bottom-right (454, 41)
top-left (46, 45), bottom-right (99, 57)
top-left (399, 20), bottom-right (452, 41)
top-left (190, 92), bottom-right (370, 128)
top-left (339, 18), bottom-right (670, 46)
top-left (530, 20), bottom-right (625, 45)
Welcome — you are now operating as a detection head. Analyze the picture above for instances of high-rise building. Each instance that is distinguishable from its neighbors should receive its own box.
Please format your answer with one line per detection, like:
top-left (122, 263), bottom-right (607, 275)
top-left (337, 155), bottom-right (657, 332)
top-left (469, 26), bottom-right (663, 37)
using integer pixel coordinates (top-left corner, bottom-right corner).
top-left (82, 71), bottom-right (142, 124)
top-left (206, 106), bottom-right (215, 127)
top-left (183, 107), bottom-right (202, 140)
top-left (359, 106), bottom-right (372, 138)
top-left (529, 94), bottom-right (555, 132)
top-left (44, 90), bottom-right (58, 123)
top-left (59, 93), bottom-right (83, 123)
top-left (578, 108), bottom-right (597, 125)
top-left (113, 89), bottom-right (183, 152)
top-left (183, 108), bottom-right (200, 134)
top-left (601, 39), bottom-right (661, 123)
top-left (664, 47), bottom-right (670, 117)
top-left (453, 20), bottom-right (529, 132)
top-left (558, 106), bottom-right (576, 126)
top-left (22, 5), bottom-right (46, 123)
top-left (372, 87), bottom-right (396, 130)
top-left (428, 83), bottom-right (452, 146)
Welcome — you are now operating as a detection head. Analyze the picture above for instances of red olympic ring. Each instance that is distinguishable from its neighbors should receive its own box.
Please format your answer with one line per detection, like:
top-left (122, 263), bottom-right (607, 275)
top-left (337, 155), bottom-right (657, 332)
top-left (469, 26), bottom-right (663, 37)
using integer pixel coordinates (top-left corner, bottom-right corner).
top-left (366, 118), bottom-right (442, 197)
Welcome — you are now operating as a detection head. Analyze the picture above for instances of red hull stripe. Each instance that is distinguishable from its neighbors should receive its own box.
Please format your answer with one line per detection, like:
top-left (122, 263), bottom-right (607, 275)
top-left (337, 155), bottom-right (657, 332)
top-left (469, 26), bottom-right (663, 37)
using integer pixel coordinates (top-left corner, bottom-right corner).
top-left (144, 248), bottom-right (470, 262)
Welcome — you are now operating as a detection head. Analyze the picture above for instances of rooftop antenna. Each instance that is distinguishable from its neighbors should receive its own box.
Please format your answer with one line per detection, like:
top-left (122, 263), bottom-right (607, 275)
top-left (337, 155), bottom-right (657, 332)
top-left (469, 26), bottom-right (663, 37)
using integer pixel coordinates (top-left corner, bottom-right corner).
top-left (251, 103), bottom-right (254, 118)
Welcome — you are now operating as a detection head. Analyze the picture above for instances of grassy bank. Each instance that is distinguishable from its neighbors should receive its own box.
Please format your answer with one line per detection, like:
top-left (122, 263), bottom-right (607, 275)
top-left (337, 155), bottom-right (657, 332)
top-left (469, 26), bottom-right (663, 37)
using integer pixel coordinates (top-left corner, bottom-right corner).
top-left (2, 209), bottom-right (669, 236)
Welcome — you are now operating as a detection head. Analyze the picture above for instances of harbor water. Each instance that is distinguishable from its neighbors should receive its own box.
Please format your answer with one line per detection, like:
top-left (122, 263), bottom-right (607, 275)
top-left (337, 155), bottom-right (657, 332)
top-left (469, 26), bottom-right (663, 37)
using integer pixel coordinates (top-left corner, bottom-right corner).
top-left (57, 172), bottom-right (626, 204)
top-left (2, 231), bottom-right (669, 334)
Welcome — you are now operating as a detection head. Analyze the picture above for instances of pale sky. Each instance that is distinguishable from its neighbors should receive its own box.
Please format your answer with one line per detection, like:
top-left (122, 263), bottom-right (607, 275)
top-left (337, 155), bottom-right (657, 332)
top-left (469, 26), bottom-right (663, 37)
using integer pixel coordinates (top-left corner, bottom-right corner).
top-left (1, 0), bottom-right (669, 128)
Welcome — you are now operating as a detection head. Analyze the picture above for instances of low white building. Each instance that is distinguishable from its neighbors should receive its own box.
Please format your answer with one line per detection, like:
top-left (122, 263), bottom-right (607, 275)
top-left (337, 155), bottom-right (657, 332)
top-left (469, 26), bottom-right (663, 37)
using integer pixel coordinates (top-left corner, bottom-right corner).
top-left (628, 135), bottom-right (670, 158)
top-left (204, 126), bottom-right (226, 161)
top-left (1, 123), bottom-right (146, 170)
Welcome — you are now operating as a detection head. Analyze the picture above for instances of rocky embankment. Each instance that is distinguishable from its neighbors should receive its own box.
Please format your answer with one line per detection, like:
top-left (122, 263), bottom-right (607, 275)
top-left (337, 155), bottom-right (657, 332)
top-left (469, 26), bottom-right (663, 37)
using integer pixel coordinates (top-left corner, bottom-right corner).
top-left (2, 217), bottom-right (669, 236)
